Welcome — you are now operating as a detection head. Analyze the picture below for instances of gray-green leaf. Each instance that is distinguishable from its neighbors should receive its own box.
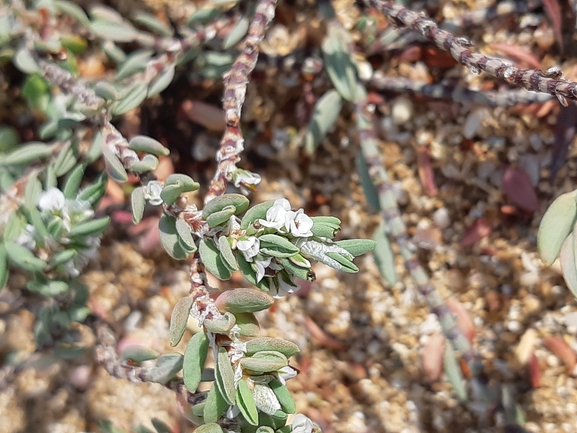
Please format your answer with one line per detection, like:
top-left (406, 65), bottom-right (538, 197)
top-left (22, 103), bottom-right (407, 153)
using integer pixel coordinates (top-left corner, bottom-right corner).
top-left (538, 190), bottom-right (577, 266)
top-left (215, 347), bottom-right (236, 405)
top-left (169, 297), bottom-right (193, 347)
top-left (183, 331), bottom-right (209, 393)
top-left (305, 90), bottom-right (342, 154)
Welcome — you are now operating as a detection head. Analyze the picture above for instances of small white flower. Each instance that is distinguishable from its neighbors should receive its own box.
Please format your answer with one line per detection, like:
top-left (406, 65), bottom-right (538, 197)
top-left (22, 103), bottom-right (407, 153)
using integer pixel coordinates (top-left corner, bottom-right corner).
top-left (291, 414), bottom-right (314, 433)
top-left (273, 274), bottom-right (299, 299)
top-left (277, 365), bottom-right (298, 385)
top-left (144, 181), bottom-right (163, 206)
top-left (285, 209), bottom-right (313, 237)
top-left (232, 168), bottom-right (261, 188)
top-left (237, 236), bottom-right (260, 261)
top-left (15, 224), bottom-right (36, 250)
top-left (38, 188), bottom-right (66, 212)
top-left (254, 256), bottom-right (272, 282)
top-left (259, 198), bottom-right (291, 230)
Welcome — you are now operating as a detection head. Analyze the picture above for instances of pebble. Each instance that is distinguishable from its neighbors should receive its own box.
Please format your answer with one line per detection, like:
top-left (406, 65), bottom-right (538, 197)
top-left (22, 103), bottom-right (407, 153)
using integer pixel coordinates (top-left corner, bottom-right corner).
top-left (392, 97), bottom-right (414, 125)
top-left (432, 207), bottom-right (450, 229)
top-left (463, 108), bottom-right (489, 139)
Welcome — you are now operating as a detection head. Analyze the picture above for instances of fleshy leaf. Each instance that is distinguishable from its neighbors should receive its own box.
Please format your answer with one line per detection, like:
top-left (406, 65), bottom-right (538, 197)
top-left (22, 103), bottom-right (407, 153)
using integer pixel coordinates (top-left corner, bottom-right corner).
top-left (112, 82), bottom-right (148, 115)
top-left (237, 378), bottom-right (259, 426)
top-left (214, 288), bottom-right (274, 313)
top-left (69, 217), bottom-right (110, 237)
top-left (215, 347), bottom-right (236, 405)
top-left (322, 25), bottom-right (357, 102)
top-left (373, 223), bottom-right (398, 285)
top-left (133, 12), bottom-right (173, 37)
top-left (102, 144), bottom-right (128, 183)
top-left (147, 353), bottom-right (183, 384)
top-left (218, 236), bottom-right (239, 272)
top-left (158, 214), bottom-right (190, 260)
top-left (0, 142), bottom-right (52, 166)
top-left (203, 384), bottom-right (229, 424)
top-left (234, 312), bottom-right (260, 337)
top-left (63, 164), bottom-right (86, 199)
top-left (253, 383), bottom-right (281, 416)
top-left (335, 239), bottom-right (376, 257)
top-left (183, 331), bottom-right (209, 392)
top-left (538, 190), bottom-right (577, 266)
top-left (160, 174), bottom-right (200, 206)
top-left (91, 20), bottom-right (138, 42)
top-left (120, 345), bottom-right (160, 363)
top-left (130, 154), bottom-right (159, 173)
top-left (241, 200), bottom-right (275, 229)
top-left (131, 186), bottom-right (146, 224)
top-left (5, 242), bottom-right (47, 272)
top-left (199, 239), bottom-right (232, 280)
top-left (560, 231), bottom-right (577, 299)
top-left (223, 15), bottom-right (249, 49)
top-left (240, 351), bottom-right (288, 373)
top-left (305, 90), bottom-right (342, 154)
top-left (148, 64), bottom-right (176, 96)
top-left (259, 234), bottom-right (299, 257)
top-left (356, 153), bottom-right (380, 211)
top-left (193, 423), bottom-right (225, 433)
top-left (116, 49), bottom-right (154, 80)
top-left (203, 194), bottom-right (249, 219)
top-left (128, 135), bottom-right (170, 156)
top-left (443, 343), bottom-right (467, 402)
top-left (0, 244), bottom-right (8, 290)
top-left (207, 206), bottom-right (236, 228)
top-left (269, 379), bottom-right (296, 414)
top-left (175, 218), bottom-right (196, 253)
top-left (245, 337), bottom-right (300, 358)
top-left (169, 297), bottom-right (193, 347)
top-left (204, 312), bottom-right (236, 334)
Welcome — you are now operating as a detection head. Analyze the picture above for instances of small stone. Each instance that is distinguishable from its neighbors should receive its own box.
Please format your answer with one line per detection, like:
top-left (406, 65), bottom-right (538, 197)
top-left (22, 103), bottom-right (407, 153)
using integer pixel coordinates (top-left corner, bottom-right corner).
top-left (391, 97), bottom-right (414, 125)
top-left (463, 108), bottom-right (489, 139)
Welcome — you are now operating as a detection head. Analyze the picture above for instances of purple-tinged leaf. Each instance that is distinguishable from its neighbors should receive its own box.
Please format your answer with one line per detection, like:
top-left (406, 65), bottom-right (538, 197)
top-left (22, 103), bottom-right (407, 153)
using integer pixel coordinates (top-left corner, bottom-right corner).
top-left (543, 0), bottom-right (564, 51)
top-left (550, 103), bottom-right (577, 180)
top-left (502, 166), bottom-right (539, 213)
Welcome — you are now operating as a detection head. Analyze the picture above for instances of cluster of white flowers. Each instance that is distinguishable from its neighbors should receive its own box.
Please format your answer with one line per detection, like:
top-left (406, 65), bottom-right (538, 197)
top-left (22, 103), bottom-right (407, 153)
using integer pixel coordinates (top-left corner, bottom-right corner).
top-left (38, 188), bottom-right (93, 231)
top-left (259, 198), bottom-right (313, 237)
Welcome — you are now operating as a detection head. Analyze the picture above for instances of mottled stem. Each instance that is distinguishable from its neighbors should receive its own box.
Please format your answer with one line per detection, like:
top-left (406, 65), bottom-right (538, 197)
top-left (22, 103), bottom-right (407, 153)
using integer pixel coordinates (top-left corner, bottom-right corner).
top-left (93, 316), bottom-right (204, 405)
top-left (355, 102), bottom-right (483, 376)
top-left (369, 73), bottom-right (554, 107)
top-left (189, 254), bottom-right (224, 324)
top-left (206, 0), bottom-right (279, 203)
top-left (366, 0), bottom-right (577, 106)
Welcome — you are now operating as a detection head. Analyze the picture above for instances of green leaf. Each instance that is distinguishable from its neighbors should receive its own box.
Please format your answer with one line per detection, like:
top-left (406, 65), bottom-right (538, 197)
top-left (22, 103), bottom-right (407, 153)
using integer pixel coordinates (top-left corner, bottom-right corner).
top-left (130, 154), bottom-right (159, 173)
top-left (133, 12), bottom-right (173, 36)
top-left (187, 8), bottom-right (220, 25)
top-left (356, 153), bottom-right (380, 211)
top-left (215, 287), bottom-right (274, 313)
top-left (199, 239), bottom-right (231, 280)
top-left (560, 231), bottom-right (577, 299)
top-left (53, 141), bottom-right (78, 177)
top-left (206, 206), bottom-right (236, 228)
top-left (203, 384), bottom-right (229, 424)
top-left (102, 40), bottom-right (126, 64)
top-left (237, 378), bottom-right (259, 426)
top-left (241, 200), bottom-right (275, 229)
top-left (280, 257), bottom-right (314, 281)
top-left (116, 49), bottom-right (154, 80)
top-left (4, 213), bottom-right (25, 243)
top-left (322, 24), bottom-right (357, 102)
top-left (55, 1), bottom-right (91, 26)
top-left (120, 345), bottom-right (160, 363)
top-left (148, 353), bottom-right (183, 384)
top-left (373, 223), bottom-right (398, 285)
top-left (0, 126), bottom-right (19, 153)
top-left (0, 243), bottom-right (9, 290)
top-left (204, 312), bottom-right (236, 334)
top-left (183, 331), bottom-right (209, 393)
top-left (269, 379), bottom-right (296, 414)
top-left (169, 297), bottom-right (193, 347)
top-left (5, 242), bottom-right (47, 272)
top-left (128, 135), bottom-right (170, 156)
top-left (0, 142), bottom-right (52, 166)
top-left (538, 190), bottom-right (577, 266)
top-left (193, 423), bottom-right (225, 433)
top-left (160, 174), bottom-right (200, 205)
top-left (49, 249), bottom-right (77, 268)
top-left (112, 82), bottom-right (148, 115)
top-left (305, 89), bottom-right (342, 154)
top-left (85, 131), bottom-right (103, 165)
top-left (240, 351), bottom-right (288, 373)
top-left (158, 214), bottom-right (190, 260)
top-left (47, 218), bottom-right (64, 240)
top-left (223, 15), bottom-right (249, 49)
top-left (69, 217), bottom-right (110, 237)
top-left (13, 47), bottom-right (41, 74)
top-left (151, 418), bottom-right (171, 433)
top-left (335, 239), bottom-right (376, 257)
top-left (28, 279), bottom-right (69, 297)
top-left (175, 218), bottom-right (196, 253)
top-left (234, 312), bottom-right (260, 337)
top-left (309, 215), bottom-right (341, 238)
top-left (203, 194), bottom-right (249, 219)
top-left (24, 175), bottom-right (42, 209)
top-left (91, 20), bottom-right (138, 43)
top-left (101, 144), bottom-right (128, 183)
top-left (93, 81), bottom-right (118, 100)
top-left (131, 186), bottom-right (146, 224)
top-left (25, 207), bottom-right (49, 238)
top-left (245, 337), bottom-right (300, 358)
top-left (256, 427), bottom-right (275, 433)
top-left (444, 343), bottom-right (467, 402)
top-left (63, 164), bottom-right (85, 199)
top-left (148, 64), bottom-right (176, 96)
top-left (77, 173), bottom-right (108, 205)
top-left (259, 234), bottom-right (299, 258)
top-left (218, 236), bottom-right (239, 272)
top-left (215, 347), bottom-right (236, 405)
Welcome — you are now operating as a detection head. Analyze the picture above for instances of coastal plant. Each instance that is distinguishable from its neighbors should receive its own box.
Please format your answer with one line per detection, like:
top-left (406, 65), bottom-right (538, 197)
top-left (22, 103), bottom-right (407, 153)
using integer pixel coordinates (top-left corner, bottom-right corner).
top-left (1, 0), bottom-right (577, 432)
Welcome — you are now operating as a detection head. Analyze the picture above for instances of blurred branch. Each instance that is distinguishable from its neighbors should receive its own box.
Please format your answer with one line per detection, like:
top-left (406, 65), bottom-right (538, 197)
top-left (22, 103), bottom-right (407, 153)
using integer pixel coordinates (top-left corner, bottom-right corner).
top-left (206, 0), bottom-right (279, 202)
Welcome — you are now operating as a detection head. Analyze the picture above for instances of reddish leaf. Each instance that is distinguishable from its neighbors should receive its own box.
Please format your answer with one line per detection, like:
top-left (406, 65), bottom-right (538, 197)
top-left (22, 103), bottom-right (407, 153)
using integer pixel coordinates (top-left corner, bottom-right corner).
top-left (399, 45), bottom-right (422, 63)
top-left (550, 103), bottom-right (577, 180)
top-left (305, 316), bottom-right (346, 350)
top-left (417, 147), bottom-right (437, 197)
top-left (181, 100), bottom-right (225, 131)
top-left (529, 352), bottom-right (541, 388)
top-left (461, 218), bottom-right (492, 246)
top-left (422, 333), bottom-right (445, 382)
top-left (489, 43), bottom-right (541, 69)
top-left (446, 299), bottom-right (475, 343)
top-left (502, 166), bottom-right (539, 213)
top-left (543, 336), bottom-right (577, 370)
top-left (422, 47), bottom-right (457, 68)
top-left (543, 0), bottom-right (564, 50)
